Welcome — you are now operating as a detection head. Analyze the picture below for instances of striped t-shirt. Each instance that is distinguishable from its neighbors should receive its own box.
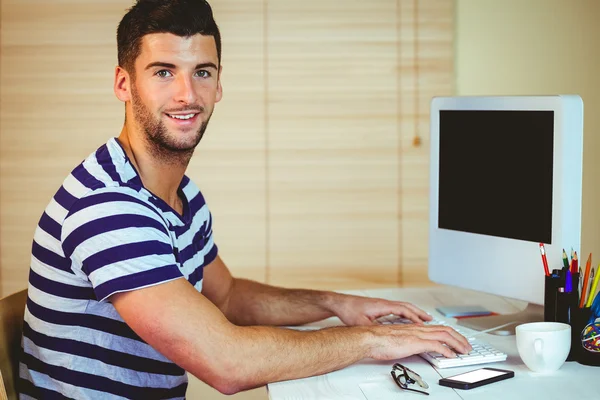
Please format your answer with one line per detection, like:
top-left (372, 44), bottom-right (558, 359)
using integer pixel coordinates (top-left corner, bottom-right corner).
top-left (19, 137), bottom-right (218, 399)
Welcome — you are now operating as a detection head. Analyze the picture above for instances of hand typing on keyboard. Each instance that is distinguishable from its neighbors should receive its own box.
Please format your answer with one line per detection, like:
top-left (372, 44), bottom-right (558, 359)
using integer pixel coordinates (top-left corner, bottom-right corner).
top-left (328, 294), bottom-right (434, 326)
top-left (307, 294), bottom-right (490, 366)
top-left (376, 315), bottom-right (508, 368)
top-left (366, 317), bottom-right (472, 361)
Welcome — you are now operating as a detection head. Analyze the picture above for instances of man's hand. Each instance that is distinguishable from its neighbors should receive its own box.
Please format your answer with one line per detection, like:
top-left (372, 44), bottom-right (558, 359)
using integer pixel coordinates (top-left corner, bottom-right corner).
top-left (330, 294), bottom-right (433, 326)
top-left (328, 294), bottom-right (472, 359)
top-left (366, 323), bottom-right (472, 360)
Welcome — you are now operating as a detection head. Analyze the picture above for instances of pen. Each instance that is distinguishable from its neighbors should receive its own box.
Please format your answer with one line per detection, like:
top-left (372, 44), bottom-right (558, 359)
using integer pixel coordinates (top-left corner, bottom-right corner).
top-left (565, 269), bottom-right (572, 293)
top-left (579, 253), bottom-right (592, 308)
top-left (539, 243), bottom-right (550, 276)
top-left (585, 265), bottom-right (599, 308)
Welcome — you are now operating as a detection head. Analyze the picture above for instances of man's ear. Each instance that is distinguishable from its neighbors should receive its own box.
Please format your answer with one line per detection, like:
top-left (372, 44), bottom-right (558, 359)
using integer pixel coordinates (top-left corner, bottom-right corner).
top-left (215, 65), bottom-right (223, 103)
top-left (114, 66), bottom-right (132, 102)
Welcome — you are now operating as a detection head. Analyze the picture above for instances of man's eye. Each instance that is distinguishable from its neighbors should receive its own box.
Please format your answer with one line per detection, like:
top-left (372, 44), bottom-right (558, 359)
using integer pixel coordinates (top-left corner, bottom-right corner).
top-left (156, 70), bottom-right (172, 78)
top-left (196, 70), bottom-right (211, 78)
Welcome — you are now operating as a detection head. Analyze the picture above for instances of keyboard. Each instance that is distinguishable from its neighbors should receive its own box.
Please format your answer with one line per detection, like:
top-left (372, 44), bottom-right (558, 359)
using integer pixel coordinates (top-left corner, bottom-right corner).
top-left (376, 315), bottom-right (507, 369)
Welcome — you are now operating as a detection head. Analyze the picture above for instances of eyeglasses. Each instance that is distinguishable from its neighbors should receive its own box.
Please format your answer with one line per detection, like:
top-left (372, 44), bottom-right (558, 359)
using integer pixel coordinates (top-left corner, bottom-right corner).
top-left (391, 363), bottom-right (429, 395)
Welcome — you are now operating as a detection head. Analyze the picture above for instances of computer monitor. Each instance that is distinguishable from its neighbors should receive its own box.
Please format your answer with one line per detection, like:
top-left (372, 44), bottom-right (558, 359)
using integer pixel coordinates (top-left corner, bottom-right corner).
top-left (428, 95), bottom-right (584, 335)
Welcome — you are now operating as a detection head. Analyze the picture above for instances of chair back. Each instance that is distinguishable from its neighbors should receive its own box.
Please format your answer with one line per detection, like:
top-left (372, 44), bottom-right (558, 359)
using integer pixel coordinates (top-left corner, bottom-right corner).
top-left (0, 289), bottom-right (27, 400)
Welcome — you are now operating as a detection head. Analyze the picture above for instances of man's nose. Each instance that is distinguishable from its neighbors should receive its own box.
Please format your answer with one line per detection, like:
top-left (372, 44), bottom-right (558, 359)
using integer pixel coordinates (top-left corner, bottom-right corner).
top-left (174, 75), bottom-right (198, 105)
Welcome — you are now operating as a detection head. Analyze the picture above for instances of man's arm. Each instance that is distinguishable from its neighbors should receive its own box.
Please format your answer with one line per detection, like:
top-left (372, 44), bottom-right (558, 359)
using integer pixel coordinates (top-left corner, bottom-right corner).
top-left (111, 278), bottom-right (470, 395)
top-left (202, 255), bottom-right (432, 327)
top-left (200, 255), bottom-right (333, 325)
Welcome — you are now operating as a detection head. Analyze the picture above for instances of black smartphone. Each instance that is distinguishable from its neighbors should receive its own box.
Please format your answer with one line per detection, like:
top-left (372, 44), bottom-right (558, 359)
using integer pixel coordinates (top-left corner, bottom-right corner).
top-left (438, 367), bottom-right (514, 390)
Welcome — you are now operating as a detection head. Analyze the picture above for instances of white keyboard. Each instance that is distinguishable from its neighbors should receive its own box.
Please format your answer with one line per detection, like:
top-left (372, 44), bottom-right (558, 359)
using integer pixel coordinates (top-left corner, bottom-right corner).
top-left (377, 315), bottom-right (507, 369)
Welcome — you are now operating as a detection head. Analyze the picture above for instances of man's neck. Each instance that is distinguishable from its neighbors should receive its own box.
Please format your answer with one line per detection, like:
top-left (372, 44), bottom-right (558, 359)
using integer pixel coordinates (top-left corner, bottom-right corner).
top-left (117, 127), bottom-right (188, 214)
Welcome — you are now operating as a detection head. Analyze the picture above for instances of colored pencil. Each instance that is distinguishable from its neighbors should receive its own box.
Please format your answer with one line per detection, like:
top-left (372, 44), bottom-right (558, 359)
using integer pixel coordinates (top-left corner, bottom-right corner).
top-left (579, 253), bottom-right (592, 308)
top-left (585, 265), bottom-right (599, 308)
top-left (539, 243), bottom-right (550, 276)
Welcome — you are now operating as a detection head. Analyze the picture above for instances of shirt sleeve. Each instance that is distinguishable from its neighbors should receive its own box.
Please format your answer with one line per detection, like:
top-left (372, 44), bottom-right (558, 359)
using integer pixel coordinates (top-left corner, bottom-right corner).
top-left (61, 188), bottom-right (183, 302)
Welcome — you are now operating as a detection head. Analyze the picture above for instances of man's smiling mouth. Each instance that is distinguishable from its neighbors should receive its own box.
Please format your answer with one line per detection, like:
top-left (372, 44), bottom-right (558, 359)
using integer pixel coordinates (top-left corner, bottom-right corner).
top-left (166, 113), bottom-right (198, 120)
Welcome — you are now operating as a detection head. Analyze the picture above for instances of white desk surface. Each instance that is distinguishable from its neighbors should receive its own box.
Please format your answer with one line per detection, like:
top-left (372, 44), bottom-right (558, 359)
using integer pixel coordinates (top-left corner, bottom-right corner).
top-left (267, 286), bottom-right (599, 400)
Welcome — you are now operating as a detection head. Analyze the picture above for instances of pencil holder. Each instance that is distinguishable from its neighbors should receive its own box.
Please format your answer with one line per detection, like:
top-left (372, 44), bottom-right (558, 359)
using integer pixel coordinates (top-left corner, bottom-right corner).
top-left (570, 307), bottom-right (600, 367)
top-left (556, 291), bottom-right (579, 361)
top-left (544, 273), bottom-right (580, 322)
top-left (544, 274), bottom-right (564, 322)
top-left (544, 272), bottom-right (580, 361)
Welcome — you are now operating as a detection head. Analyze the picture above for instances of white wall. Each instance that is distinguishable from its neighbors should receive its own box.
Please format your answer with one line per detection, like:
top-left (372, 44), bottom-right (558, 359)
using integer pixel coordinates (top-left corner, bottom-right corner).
top-left (455, 0), bottom-right (600, 267)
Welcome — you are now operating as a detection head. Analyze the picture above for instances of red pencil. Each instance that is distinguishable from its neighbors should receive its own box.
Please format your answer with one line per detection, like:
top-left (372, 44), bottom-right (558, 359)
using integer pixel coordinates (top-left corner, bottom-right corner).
top-left (539, 243), bottom-right (550, 276)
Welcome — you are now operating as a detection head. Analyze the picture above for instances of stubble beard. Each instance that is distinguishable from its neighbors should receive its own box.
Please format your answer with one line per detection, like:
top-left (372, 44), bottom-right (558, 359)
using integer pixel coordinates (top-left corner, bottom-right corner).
top-left (130, 84), bottom-right (212, 167)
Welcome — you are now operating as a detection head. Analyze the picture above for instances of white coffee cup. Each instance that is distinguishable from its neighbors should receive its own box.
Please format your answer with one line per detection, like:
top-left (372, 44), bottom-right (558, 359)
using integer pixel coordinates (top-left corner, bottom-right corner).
top-left (516, 322), bottom-right (571, 373)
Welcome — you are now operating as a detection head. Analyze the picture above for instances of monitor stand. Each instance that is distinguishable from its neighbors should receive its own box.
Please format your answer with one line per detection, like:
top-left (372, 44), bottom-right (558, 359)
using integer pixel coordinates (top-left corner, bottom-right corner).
top-left (455, 303), bottom-right (544, 336)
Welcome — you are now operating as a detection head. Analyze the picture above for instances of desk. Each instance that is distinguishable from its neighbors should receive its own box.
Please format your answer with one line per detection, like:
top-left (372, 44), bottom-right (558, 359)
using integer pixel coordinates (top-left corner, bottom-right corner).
top-left (267, 286), bottom-right (598, 400)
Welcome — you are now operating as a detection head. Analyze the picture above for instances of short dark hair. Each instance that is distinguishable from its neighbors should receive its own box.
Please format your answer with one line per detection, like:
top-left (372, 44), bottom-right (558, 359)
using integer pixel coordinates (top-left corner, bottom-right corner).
top-left (117, 0), bottom-right (221, 77)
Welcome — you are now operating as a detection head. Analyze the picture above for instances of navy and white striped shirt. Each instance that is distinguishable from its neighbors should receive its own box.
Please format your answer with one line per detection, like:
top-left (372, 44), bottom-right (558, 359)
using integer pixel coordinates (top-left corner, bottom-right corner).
top-left (19, 138), bottom-right (218, 399)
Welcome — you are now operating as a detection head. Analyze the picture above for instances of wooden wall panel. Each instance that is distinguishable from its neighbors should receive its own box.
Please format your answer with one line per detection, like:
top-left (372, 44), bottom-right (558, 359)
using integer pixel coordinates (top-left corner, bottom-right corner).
top-left (0, 1), bottom-right (127, 296)
top-left (267, 0), bottom-right (401, 289)
top-left (400, 0), bottom-right (454, 285)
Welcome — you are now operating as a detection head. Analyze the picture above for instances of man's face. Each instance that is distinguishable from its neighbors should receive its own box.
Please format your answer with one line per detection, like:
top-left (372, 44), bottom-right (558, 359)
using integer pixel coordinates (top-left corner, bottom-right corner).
top-left (129, 33), bottom-right (222, 154)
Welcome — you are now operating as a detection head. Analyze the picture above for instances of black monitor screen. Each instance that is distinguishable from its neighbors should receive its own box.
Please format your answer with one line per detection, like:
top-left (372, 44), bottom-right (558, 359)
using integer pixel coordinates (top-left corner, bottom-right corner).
top-left (438, 110), bottom-right (554, 244)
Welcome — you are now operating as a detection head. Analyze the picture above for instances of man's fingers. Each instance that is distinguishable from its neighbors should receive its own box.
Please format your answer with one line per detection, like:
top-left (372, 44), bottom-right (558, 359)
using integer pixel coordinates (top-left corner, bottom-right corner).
top-left (419, 340), bottom-right (458, 359)
top-left (416, 327), bottom-right (471, 354)
top-left (409, 324), bottom-right (470, 347)
top-left (388, 302), bottom-right (432, 323)
top-left (369, 324), bottom-right (474, 361)
top-left (391, 324), bottom-right (471, 354)
top-left (394, 308), bottom-right (422, 323)
top-left (400, 303), bottom-right (433, 322)
top-left (435, 326), bottom-right (471, 353)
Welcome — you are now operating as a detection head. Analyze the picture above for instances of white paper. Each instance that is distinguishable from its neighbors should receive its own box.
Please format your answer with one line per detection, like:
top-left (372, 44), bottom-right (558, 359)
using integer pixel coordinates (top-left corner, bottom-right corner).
top-left (358, 378), bottom-right (405, 400)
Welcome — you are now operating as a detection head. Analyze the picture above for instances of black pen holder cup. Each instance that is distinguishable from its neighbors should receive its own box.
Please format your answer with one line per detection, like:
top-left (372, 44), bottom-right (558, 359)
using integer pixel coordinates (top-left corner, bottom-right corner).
top-left (570, 307), bottom-right (600, 367)
top-left (544, 275), bottom-right (563, 322)
top-left (544, 274), bottom-right (579, 322)
top-left (544, 274), bottom-right (579, 361)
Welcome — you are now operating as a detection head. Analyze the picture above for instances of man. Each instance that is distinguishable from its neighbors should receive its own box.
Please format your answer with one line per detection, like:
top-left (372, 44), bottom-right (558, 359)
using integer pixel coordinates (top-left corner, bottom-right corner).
top-left (19, 0), bottom-right (470, 398)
